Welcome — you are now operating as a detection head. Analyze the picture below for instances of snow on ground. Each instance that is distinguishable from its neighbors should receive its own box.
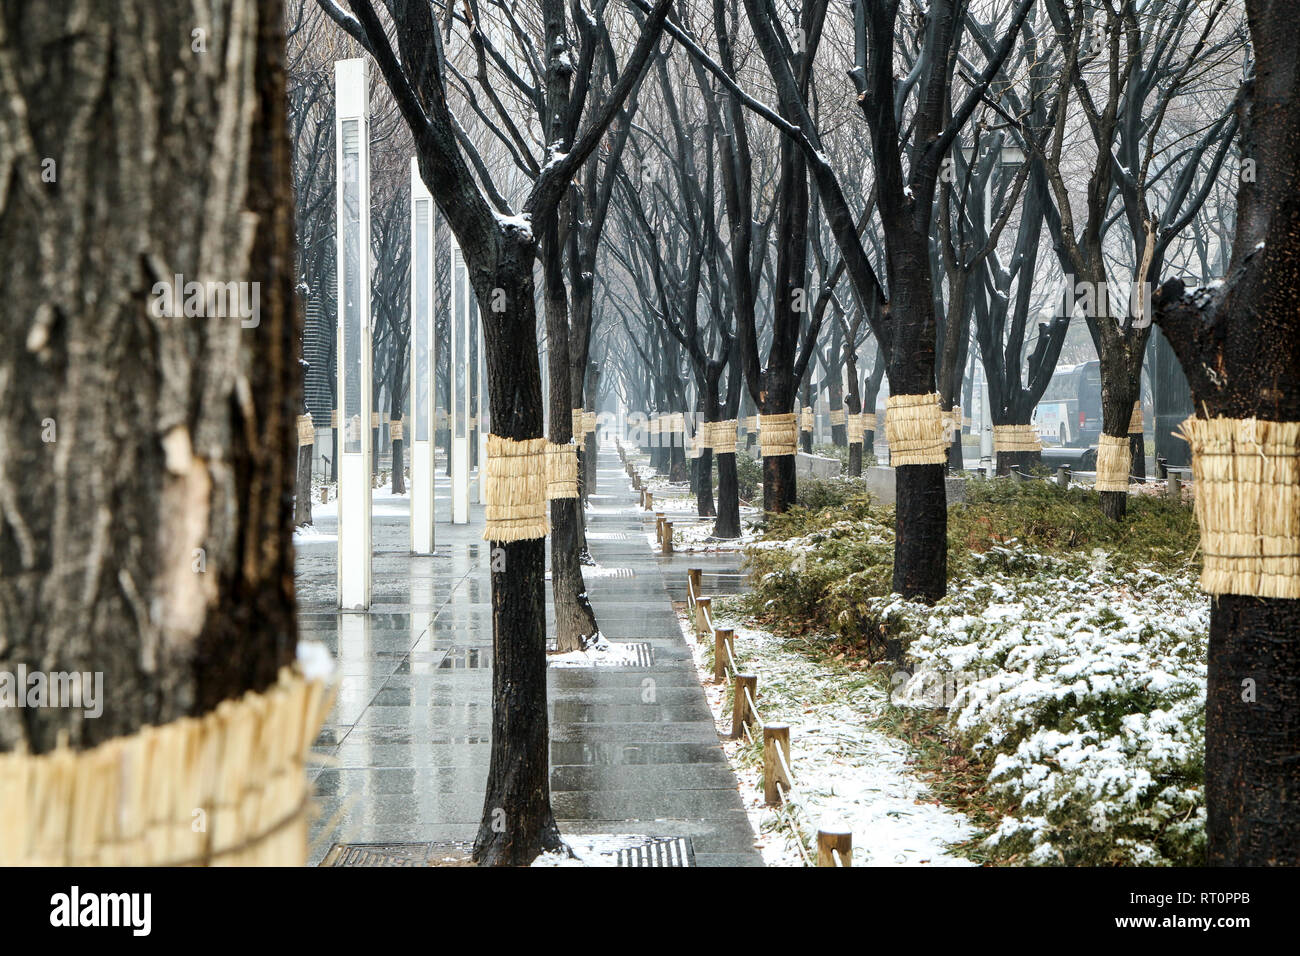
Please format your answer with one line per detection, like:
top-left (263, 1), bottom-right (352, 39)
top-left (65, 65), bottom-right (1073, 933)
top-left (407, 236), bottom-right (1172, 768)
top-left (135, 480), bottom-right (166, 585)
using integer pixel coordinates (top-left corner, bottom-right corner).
top-left (546, 564), bottom-right (632, 580)
top-left (548, 638), bottom-right (643, 668)
top-left (677, 606), bottom-right (976, 867)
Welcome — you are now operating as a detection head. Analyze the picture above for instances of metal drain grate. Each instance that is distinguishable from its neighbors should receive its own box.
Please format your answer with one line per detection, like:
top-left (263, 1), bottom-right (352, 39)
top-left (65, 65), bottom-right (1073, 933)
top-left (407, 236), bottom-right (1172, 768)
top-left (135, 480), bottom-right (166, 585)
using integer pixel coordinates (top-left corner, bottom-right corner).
top-left (321, 835), bottom-right (694, 867)
top-left (586, 532), bottom-right (629, 541)
top-left (626, 642), bottom-right (654, 666)
top-left (616, 837), bottom-right (694, 867)
top-left (321, 843), bottom-right (438, 867)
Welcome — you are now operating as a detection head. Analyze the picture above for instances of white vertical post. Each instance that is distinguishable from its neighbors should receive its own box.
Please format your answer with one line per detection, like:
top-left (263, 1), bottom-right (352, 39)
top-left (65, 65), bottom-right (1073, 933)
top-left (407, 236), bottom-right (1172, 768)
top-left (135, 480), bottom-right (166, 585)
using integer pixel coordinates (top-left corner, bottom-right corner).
top-left (450, 241), bottom-right (471, 524)
top-left (409, 158), bottom-right (436, 554)
top-left (335, 58), bottom-right (372, 610)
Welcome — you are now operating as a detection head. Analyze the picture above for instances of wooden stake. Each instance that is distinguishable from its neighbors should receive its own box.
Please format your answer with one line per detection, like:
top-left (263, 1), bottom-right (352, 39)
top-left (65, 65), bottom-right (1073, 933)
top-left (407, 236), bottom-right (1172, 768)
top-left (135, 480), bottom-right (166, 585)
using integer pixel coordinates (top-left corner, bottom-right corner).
top-left (732, 673), bottom-right (757, 738)
top-left (714, 627), bottom-right (733, 683)
top-left (763, 723), bottom-right (791, 806)
top-left (695, 597), bottom-right (711, 639)
top-left (817, 824), bottom-right (852, 867)
top-left (662, 521), bottom-right (673, 554)
top-left (686, 568), bottom-right (702, 605)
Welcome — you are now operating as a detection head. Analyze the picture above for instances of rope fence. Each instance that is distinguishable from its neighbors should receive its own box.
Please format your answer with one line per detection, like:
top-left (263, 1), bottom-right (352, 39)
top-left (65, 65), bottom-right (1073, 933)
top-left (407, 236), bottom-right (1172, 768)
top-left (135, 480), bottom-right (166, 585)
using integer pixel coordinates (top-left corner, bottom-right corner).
top-left (684, 564), bottom-right (849, 867)
top-left (617, 437), bottom-right (853, 866)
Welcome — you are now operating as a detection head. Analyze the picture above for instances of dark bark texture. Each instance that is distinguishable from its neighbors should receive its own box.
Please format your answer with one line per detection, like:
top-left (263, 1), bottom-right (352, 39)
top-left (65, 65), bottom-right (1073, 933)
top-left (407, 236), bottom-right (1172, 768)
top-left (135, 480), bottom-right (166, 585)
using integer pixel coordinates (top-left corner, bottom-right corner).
top-left (0, 0), bottom-right (300, 750)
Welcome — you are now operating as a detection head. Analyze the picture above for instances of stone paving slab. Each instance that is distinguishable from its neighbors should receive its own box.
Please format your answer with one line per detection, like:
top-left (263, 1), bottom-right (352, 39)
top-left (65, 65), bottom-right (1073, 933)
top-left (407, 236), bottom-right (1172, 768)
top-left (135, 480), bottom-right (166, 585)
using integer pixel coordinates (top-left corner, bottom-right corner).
top-left (299, 446), bottom-right (761, 866)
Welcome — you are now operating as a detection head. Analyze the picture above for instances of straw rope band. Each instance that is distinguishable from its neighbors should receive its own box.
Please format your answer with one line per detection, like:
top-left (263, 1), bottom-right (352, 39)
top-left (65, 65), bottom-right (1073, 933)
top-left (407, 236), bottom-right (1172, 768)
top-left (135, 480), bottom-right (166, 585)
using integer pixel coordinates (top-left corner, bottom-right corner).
top-left (296, 415), bottom-right (314, 447)
top-left (710, 419), bottom-right (738, 455)
top-left (1095, 434), bottom-right (1132, 492)
top-left (0, 668), bottom-right (332, 866)
top-left (371, 413), bottom-right (380, 429)
top-left (951, 406), bottom-right (963, 433)
top-left (1128, 401), bottom-right (1144, 434)
top-left (759, 412), bottom-right (799, 458)
top-left (545, 442), bottom-right (579, 500)
top-left (583, 411), bottom-right (597, 434)
top-left (330, 409), bottom-right (338, 428)
top-left (864, 412), bottom-right (877, 429)
top-left (800, 407), bottom-right (814, 432)
top-left (389, 418), bottom-right (403, 442)
top-left (993, 423), bottom-right (1043, 454)
top-left (569, 408), bottom-right (586, 450)
top-left (744, 416), bottom-right (759, 432)
top-left (829, 408), bottom-right (847, 426)
top-left (482, 435), bottom-right (549, 542)
top-left (847, 413), bottom-right (863, 444)
top-left (1178, 416), bottom-right (1300, 599)
top-left (885, 393), bottom-right (948, 465)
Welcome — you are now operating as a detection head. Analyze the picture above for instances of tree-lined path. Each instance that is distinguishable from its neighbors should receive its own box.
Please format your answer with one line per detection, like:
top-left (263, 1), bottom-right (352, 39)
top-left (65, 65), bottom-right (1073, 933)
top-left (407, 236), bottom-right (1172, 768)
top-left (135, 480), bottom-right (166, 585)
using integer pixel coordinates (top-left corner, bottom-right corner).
top-left (298, 441), bottom-right (760, 866)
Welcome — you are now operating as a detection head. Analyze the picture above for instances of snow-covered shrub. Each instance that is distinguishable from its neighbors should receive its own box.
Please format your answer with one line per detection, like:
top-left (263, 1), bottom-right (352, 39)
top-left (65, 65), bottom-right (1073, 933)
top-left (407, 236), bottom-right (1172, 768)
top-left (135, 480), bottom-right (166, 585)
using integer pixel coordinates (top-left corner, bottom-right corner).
top-left (889, 559), bottom-right (1208, 865)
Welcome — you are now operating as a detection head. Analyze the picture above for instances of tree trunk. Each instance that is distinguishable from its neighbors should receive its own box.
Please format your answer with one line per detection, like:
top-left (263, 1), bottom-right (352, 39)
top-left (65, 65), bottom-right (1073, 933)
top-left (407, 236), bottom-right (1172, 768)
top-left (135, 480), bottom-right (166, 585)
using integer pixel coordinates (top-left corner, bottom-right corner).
top-left (471, 235), bottom-right (563, 865)
top-left (1098, 351), bottom-right (1141, 521)
top-left (0, 0), bottom-right (299, 750)
top-left (1154, 0), bottom-right (1300, 858)
top-left (541, 216), bottom-right (598, 655)
top-left (295, 441), bottom-right (314, 526)
top-left (762, 453), bottom-right (796, 513)
top-left (390, 368), bottom-right (405, 495)
top-left (892, 465), bottom-right (948, 603)
top-left (695, 448), bottom-right (716, 516)
top-left (1149, 0), bottom-right (1300, 862)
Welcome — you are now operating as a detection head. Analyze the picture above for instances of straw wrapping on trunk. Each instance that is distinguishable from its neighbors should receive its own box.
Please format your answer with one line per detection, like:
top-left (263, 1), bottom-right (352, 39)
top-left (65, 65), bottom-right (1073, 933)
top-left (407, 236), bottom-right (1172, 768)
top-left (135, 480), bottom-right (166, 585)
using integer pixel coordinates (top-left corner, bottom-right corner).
top-left (296, 415), bottom-right (314, 447)
top-left (829, 408), bottom-right (847, 426)
top-left (885, 393), bottom-right (947, 465)
top-left (389, 418), bottom-right (403, 442)
top-left (583, 411), bottom-right (597, 435)
top-left (759, 412), bottom-right (798, 458)
top-left (800, 407), bottom-right (814, 432)
top-left (545, 442), bottom-right (579, 500)
top-left (993, 423), bottom-right (1043, 453)
top-left (711, 419), bottom-right (738, 454)
top-left (863, 412), bottom-right (877, 430)
top-left (482, 434), bottom-right (549, 542)
top-left (570, 408), bottom-right (585, 450)
top-left (1128, 401), bottom-right (1144, 434)
top-left (0, 668), bottom-right (333, 866)
top-left (743, 416), bottom-right (759, 432)
top-left (1178, 416), bottom-right (1300, 599)
top-left (1095, 434), bottom-right (1132, 492)
top-left (847, 413), bottom-right (863, 444)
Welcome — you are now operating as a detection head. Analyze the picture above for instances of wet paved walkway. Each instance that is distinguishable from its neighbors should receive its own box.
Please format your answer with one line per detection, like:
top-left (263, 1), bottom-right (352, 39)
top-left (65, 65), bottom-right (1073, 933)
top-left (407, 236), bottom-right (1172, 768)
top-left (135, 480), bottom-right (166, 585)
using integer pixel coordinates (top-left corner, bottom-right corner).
top-left (297, 442), bottom-right (761, 866)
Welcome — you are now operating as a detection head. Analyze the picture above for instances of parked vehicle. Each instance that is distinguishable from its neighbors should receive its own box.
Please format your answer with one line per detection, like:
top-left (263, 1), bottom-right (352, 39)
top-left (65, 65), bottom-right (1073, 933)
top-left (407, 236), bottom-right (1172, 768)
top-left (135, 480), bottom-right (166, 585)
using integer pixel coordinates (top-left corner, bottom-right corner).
top-left (1038, 361), bottom-right (1102, 447)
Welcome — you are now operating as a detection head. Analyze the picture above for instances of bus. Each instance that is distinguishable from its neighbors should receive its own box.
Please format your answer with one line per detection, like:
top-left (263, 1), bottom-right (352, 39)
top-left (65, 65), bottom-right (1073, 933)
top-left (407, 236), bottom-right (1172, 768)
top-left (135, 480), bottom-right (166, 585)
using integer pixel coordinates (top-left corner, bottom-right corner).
top-left (1037, 361), bottom-right (1102, 447)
